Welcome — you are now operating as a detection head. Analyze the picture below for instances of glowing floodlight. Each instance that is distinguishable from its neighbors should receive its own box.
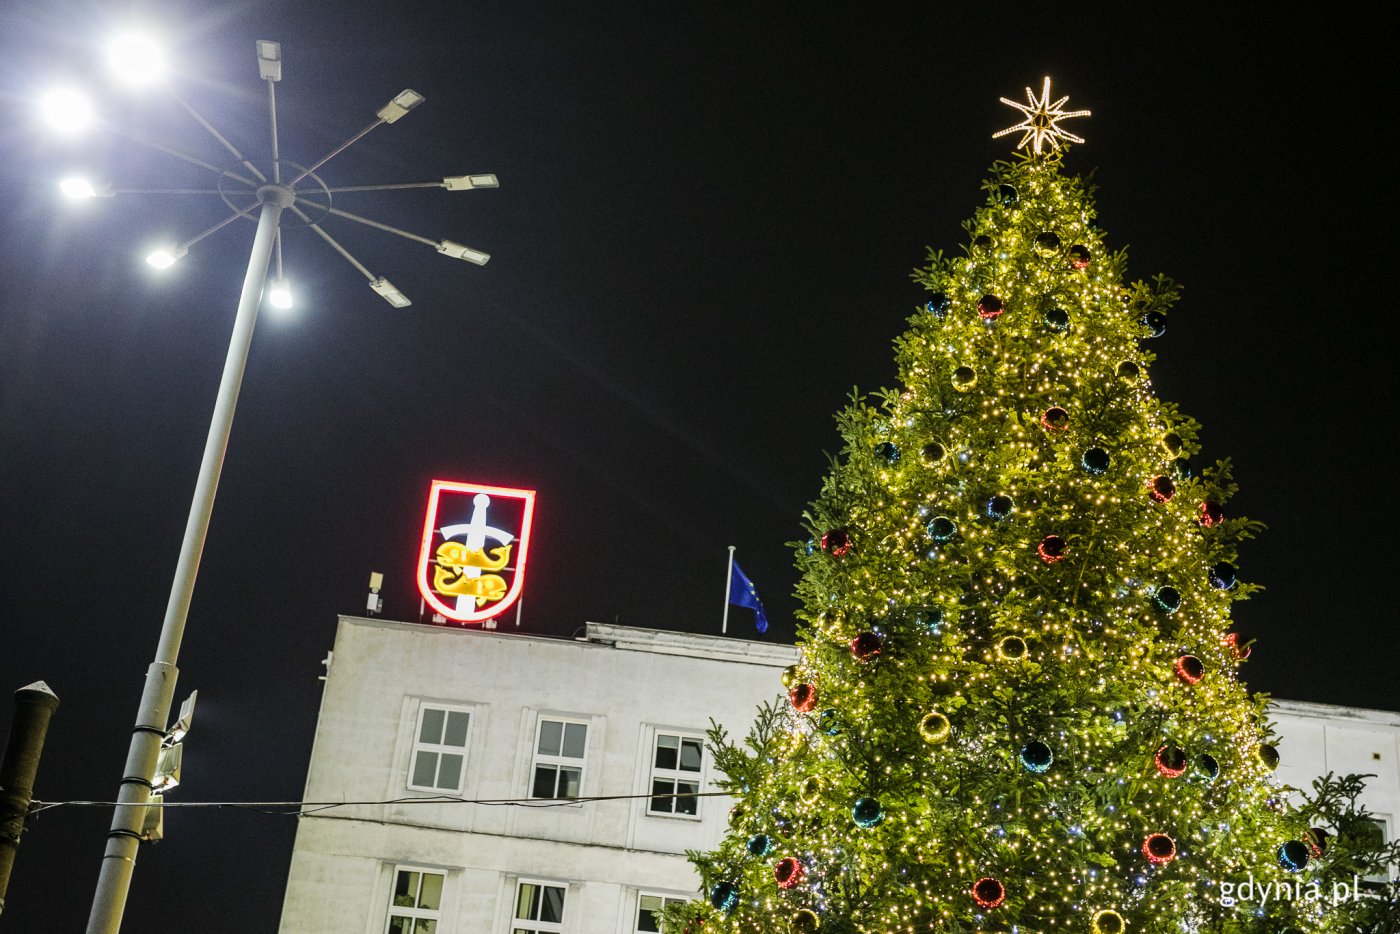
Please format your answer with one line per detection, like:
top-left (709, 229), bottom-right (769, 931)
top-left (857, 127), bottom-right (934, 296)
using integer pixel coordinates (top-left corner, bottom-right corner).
top-left (60, 177), bottom-right (112, 199)
top-left (107, 33), bottom-right (166, 87)
top-left (268, 277), bottom-right (293, 309)
top-left (42, 88), bottom-right (94, 133)
top-left (146, 245), bottom-right (187, 269)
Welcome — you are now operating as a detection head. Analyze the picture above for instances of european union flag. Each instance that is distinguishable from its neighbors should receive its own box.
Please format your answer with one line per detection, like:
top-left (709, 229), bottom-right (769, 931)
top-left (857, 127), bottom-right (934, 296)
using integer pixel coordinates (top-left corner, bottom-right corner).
top-left (728, 561), bottom-right (769, 633)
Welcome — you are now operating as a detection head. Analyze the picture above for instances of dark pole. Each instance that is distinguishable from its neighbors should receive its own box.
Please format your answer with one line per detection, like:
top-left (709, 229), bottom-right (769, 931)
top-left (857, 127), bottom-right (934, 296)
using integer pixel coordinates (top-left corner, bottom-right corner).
top-left (0, 681), bottom-right (60, 916)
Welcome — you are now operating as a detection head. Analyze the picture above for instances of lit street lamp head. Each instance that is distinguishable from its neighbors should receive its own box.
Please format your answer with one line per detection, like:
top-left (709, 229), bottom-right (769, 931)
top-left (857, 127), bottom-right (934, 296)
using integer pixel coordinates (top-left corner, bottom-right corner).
top-left (268, 277), bottom-right (293, 309)
top-left (106, 33), bottom-right (166, 87)
top-left (41, 88), bottom-right (94, 133)
top-left (145, 245), bottom-right (186, 269)
top-left (59, 177), bottom-right (112, 199)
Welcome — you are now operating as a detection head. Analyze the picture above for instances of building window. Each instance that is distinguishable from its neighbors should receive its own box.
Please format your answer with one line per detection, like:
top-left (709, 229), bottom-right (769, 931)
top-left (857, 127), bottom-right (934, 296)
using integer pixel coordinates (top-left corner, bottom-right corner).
top-left (647, 732), bottom-right (703, 817)
top-left (636, 892), bottom-right (687, 932)
top-left (386, 867), bottom-right (444, 934)
top-left (408, 705), bottom-right (471, 794)
top-left (512, 880), bottom-right (565, 934)
top-left (531, 718), bottom-right (587, 799)
top-left (1364, 815), bottom-right (1392, 887)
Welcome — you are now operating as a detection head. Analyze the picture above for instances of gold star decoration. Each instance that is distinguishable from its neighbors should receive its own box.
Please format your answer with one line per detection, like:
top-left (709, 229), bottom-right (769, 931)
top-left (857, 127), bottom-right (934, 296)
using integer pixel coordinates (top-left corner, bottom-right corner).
top-left (993, 76), bottom-right (1091, 155)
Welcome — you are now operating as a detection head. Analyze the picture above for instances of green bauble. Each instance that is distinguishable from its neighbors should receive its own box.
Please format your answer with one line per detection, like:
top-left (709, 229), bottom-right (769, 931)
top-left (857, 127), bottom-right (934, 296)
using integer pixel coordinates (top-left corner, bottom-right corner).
top-left (919, 711), bottom-right (951, 743)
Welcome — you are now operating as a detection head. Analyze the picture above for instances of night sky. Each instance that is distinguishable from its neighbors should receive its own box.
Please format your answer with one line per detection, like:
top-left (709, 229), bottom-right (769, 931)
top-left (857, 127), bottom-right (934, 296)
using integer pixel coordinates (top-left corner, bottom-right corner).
top-left (0, 3), bottom-right (1394, 929)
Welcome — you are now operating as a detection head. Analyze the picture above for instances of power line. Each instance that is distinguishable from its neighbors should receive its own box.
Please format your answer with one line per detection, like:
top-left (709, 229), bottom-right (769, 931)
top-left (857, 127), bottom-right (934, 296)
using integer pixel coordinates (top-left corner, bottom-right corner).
top-left (29, 789), bottom-right (732, 817)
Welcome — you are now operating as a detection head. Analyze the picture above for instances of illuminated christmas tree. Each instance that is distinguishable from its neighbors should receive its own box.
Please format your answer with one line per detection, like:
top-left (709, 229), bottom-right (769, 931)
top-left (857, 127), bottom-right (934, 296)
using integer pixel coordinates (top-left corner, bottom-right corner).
top-left (671, 80), bottom-right (1354, 933)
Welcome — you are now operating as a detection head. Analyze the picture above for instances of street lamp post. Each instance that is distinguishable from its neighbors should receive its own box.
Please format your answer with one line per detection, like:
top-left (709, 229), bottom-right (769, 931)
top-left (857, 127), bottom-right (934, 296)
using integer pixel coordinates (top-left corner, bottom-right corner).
top-left (87, 193), bottom-right (284, 933)
top-left (42, 36), bottom-right (497, 934)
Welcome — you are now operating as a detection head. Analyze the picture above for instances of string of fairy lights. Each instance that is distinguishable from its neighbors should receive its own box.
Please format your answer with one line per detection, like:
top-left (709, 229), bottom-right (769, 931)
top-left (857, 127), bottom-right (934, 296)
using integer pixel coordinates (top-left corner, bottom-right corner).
top-left (667, 80), bottom-right (1334, 934)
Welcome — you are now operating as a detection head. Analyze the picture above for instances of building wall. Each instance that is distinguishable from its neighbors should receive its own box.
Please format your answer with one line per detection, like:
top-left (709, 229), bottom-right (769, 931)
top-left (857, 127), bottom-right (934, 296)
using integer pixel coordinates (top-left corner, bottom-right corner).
top-left (278, 618), bottom-right (798, 934)
top-left (1271, 699), bottom-right (1400, 849)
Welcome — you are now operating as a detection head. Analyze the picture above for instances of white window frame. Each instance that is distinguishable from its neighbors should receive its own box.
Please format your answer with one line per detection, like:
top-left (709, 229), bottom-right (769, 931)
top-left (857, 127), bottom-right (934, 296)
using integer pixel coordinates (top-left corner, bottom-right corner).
top-left (509, 878), bottom-right (566, 934)
top-left (385, 865), bottom-right (446, 934)
top-left (645, 730), bottom-right (705, 820)
top-left (530, 716), bottom-right (589, 800)
top-left (1364, 813), bottom-right (1393, 886)
top-left (633, 890), bottom-right (688, 933)
top-left (406, 702), bottom-right (475, 795)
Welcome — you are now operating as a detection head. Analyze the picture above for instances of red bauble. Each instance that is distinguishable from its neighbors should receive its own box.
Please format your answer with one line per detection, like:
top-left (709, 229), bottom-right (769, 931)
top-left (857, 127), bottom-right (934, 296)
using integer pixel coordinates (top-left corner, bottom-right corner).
top-left (1175, 655), bottom-right (1204, 684)
top-left (1198, 501), bottom-right (1224, 527)
top-left (1143, 833), bottom-right (1176, 864)
top-left (851, 631), bottom-right (884, 661)
top-left (1224, 632), bottom-right (1252, 660)
top-left (789, 683), bottom-right (817, 712)
top-left (1149, 475), bottom-right (1176, 503)
top-left (1155, 744), bottom-right (1189, 778)
top-left (774, 856), bottom-right (806, 889)
top-left (1038, 535), bottom-right (1067, 564)
top-left (977, 294), bottom-right (1005, 320)
top-left (1040, 406), bottom-right (1070, 431)
top-left (821, 528), bottom-right (852, 556)
top-left (971, 877), bottom-right (1005, 909)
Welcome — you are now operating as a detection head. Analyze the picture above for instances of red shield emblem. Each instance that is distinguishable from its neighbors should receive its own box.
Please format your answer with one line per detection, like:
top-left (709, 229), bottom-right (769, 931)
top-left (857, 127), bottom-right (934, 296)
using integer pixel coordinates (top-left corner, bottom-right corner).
top-left (416, 480), bottom-right (536, 624)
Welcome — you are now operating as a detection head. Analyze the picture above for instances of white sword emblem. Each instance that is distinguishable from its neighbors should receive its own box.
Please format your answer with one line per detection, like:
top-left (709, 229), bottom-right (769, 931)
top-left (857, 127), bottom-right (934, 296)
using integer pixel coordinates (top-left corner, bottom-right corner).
top-left (440, 493), bottom-right (515, 612)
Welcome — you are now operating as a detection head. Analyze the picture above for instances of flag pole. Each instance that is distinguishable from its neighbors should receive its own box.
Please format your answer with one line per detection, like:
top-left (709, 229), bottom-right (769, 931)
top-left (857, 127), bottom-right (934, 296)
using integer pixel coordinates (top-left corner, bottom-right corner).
top-left (721, 545), bottom-right (736, 635)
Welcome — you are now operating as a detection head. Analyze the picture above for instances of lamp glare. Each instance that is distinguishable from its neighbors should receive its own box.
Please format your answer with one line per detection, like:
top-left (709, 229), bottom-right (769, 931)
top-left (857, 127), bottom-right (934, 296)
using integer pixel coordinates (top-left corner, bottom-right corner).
top-left (42, 89), bottom-right (94, 133)
top-left (60, 177), bottom-right (98, 199)
top-left (107, 33), bottom-right (166, 87)
top-left (146, 248), bottom-right (182, 270)
top-left (268, 278), bottom-right (293, 309)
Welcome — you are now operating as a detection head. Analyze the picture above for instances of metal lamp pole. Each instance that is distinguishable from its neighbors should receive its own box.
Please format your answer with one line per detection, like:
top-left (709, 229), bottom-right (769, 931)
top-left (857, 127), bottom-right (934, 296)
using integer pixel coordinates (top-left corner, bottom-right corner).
top-left (43, 37), bottom-right (498, 934)
top-left (86, 193), bottom-right (284, 934)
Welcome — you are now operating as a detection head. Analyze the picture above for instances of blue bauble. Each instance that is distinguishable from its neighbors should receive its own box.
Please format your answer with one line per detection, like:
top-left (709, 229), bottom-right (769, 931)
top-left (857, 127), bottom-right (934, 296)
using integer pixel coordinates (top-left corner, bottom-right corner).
top-left (1277, 840), bottom-right (1309, 872)
top-left (925, 292), bottom-right (951, 318)
top-left (926, 516), bottom-right (957, 542)
top-left (873, 441), bottom-right (900, 465)
top-left (1209, 563), bottom-right (1237, 590)
top-left (709, 881), bottom-right (739, 912)
top-left (746, 833), bottom-right (772, 857)
top-left (915, 607), bottom-right (945, 633)
top-left (1153, 586), bottom-right (1182, 614)
top-left (1194, 753), bottom-right (1221, 783)
top-left (986, 495), bottom-right (1014, 520)
top-left (1081, 447), bottom-right (1111, 475)
top-left (818, 709), bottom-right (842, 736)
top-left (851, 796), bottom-right (884, 828)
top-left (1142, 311), bottom-right (1167, 337)
top-left (1020, 740), bottom-right (1054, 773)
top-left (1044, 307), bottom-right (1071, 331)
top-left (997, 183), bottom-right (1018, 205)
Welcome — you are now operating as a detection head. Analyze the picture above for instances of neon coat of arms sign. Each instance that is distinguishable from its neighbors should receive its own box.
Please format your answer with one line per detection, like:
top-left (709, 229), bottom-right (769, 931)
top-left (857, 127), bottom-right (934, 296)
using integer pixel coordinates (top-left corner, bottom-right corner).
top-left (417, 480), bottom-right (536, 624)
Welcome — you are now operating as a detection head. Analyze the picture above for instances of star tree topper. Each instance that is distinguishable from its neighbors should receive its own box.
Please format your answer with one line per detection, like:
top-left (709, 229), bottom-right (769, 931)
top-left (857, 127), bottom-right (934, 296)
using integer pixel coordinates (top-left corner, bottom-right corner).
top-left (994, 76), bottom-right (1091, 154)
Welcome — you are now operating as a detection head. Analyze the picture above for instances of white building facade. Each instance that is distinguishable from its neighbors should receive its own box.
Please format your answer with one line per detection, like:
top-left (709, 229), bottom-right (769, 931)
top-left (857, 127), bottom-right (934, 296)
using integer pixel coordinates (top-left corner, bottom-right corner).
top-left (1271, 698), bottom-right (1400, 878)
top-left (279, 616), bottom-right (1398, 933)
top-left (277, 617), bottom-right (798, 934)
